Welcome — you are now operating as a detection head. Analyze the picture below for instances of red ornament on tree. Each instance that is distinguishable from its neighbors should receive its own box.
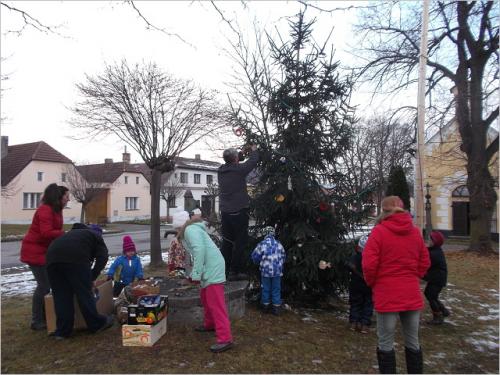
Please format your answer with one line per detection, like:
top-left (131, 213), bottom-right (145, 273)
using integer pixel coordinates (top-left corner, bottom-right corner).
top-left (233, 127), bottom-right (243, 137)
top-left (319, 202), bottom-right (329, 212)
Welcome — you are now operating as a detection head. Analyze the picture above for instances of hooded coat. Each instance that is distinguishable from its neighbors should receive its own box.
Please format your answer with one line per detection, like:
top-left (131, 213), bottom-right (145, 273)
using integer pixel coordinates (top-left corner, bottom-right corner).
top-left (20, 204), bottom-right (64, 266)
top-left (362, 212), bottom-right (430, 313)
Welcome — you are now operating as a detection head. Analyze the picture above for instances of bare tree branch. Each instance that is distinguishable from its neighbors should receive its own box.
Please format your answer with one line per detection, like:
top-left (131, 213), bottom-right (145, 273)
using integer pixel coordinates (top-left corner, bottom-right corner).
top-left (126, 0), bottom-right (196, 49)
top-left (1, 1), bottom-right (67, 37)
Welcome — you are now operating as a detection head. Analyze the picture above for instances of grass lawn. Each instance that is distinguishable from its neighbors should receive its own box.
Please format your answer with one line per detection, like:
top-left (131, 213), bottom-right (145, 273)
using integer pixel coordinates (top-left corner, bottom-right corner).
top-left (1, 251), bottom-right (498, 374)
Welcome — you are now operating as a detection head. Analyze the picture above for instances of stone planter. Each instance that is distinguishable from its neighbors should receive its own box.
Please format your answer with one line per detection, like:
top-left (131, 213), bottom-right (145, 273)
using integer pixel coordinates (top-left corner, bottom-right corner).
top-left (158, 279), bottom-right (248, 326)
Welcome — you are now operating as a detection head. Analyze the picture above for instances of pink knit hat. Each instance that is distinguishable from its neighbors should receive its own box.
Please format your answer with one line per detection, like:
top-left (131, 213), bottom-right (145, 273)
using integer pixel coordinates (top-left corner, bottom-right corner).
top-left (430, 231), bottom-right (445, 247)
top-left (122, 235), bottom-right (136, 253)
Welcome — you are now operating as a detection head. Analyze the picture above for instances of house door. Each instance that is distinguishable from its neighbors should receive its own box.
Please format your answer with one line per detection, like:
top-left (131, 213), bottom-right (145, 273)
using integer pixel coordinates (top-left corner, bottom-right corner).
top-left (84, 189), bottom-right (109, 224)
top-left (452, 201), bottom-right (470, 236)
top-left (201, 195), bottom-right (213, 218)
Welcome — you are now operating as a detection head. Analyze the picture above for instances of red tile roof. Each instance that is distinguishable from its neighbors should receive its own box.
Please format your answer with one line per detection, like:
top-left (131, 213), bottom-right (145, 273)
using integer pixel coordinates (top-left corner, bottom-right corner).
top-left (77, 157), bottom-right (220, 184)
top-left (76, 162), bottom-right (152, 184)
top-left (1, 141), bottom-right (72, 186)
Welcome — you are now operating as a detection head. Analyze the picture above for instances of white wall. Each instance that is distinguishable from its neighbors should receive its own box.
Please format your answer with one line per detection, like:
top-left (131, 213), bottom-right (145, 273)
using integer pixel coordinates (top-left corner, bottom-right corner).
top-left (1, 160), bottom-right (82, 224)
top-left (160, 168), bottom-right (219, 217)
top-left (108, 172), bottom-right (151, 222)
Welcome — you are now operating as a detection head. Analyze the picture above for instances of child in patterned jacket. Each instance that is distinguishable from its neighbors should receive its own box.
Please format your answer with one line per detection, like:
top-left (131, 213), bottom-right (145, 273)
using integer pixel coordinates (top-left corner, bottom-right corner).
top-left (251, 226), bottom-right (286, 315)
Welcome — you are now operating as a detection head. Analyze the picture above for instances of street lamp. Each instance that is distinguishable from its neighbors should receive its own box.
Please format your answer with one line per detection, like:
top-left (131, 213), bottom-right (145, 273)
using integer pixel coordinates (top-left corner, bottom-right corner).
top-left (424, 182), bottom-right (432, 240)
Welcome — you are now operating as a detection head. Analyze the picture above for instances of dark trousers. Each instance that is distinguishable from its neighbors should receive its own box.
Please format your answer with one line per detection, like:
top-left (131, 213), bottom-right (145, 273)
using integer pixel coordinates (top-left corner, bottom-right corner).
top-left (221, 209), bottom-right (249, 275)
top-left (349, 287), bottom-right (373, 326)
top-left (47, 263), bottom-right (106, 337)
top-left (29, 265), bottom-right (51, 325)
top-left (424, 283), bottom-right (444, 312)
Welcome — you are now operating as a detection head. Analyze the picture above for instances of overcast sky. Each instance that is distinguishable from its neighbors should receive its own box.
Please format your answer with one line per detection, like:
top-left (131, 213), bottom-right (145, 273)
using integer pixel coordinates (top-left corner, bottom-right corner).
top-left (1, 1), bottom-right (406, 164)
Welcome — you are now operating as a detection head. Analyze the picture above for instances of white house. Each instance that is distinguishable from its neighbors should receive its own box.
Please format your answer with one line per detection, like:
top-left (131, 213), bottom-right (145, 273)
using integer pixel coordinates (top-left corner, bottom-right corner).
top-left (160, 154), bottom-right (220, 219)
top-left (1, 137), bottom-right (83, 224)
top-left (76, 152), bottom-right (152, 223)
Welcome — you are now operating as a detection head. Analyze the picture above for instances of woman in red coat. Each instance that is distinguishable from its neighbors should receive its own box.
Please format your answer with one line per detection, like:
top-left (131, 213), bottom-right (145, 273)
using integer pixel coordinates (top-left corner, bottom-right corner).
top-left (362, 196), bottom-right (430, 374)
top-left (20, 183), bottom-right (70, 330)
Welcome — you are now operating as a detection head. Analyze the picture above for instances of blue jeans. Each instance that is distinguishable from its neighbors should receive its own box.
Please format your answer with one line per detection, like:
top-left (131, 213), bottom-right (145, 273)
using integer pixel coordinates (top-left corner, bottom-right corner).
top-left (261, 275), bottom-right (281, 306)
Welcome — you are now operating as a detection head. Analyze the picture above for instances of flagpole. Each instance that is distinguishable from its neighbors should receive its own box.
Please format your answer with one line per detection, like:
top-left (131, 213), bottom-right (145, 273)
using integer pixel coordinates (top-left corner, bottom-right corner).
top-left (415, 0), bottom-right (430, 236)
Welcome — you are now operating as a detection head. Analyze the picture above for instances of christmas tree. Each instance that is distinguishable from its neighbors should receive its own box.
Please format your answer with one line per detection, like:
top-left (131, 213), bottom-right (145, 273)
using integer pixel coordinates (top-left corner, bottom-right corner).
top-left (230, 11), bottom-right (370, 303)
top-left (386, 166), bottom-right (411, 210)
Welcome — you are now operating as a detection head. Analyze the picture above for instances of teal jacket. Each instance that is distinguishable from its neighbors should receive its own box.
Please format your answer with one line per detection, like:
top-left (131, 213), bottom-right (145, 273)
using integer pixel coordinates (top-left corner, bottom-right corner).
top-left (181, 222), bottom-right (226, 288)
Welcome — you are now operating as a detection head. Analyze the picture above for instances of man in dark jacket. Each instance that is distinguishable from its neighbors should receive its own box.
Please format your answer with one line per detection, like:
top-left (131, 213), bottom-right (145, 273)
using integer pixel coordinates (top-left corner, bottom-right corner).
top-left (217, 144), bottom-right (259, 281)
top-left (46, 223), bottom-right (112, 339)
top-left (423, 231), bottom-right (449, 325)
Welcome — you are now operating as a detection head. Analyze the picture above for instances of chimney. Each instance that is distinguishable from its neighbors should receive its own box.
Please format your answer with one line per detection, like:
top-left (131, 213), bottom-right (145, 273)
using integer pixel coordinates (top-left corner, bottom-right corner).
top-left (195, 154), bottom-right (201, 160)
top-left (122, 145), bottom-right (130, 164)
top-left (104, 158), bottom-right (113, 164)
top-left (1, 136), bottom-right (8, 159)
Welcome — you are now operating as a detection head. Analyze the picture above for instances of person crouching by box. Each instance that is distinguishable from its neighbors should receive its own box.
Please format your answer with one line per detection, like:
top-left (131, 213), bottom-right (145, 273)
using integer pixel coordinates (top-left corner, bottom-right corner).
top-left (174, 210), bottom-right (234, 353)
top-left (46, 223), bottom-right (114, 340)
top-left (106, 235), bottom-right (144, 297)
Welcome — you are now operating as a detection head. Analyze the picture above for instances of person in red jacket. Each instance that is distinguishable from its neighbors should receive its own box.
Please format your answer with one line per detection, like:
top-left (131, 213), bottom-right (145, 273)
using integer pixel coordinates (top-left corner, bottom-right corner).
top-left (362, 196), bottom-right (430, 374)
top-left (20, 183), bottom-right (70, 331)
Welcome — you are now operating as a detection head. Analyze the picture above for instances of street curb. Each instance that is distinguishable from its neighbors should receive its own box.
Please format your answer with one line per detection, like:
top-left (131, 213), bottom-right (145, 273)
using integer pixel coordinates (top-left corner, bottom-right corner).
top-left (1, 229), bottom-right (124, 243)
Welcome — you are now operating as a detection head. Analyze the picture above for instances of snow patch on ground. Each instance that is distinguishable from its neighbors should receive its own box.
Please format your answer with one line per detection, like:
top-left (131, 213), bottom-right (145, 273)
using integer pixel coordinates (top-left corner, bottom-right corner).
top-left (465, 337), bottom-right (499, 352)
top-left (430, 352), bottom-right (447, 359)
top-left (1, 252), bottom-right (169, 297)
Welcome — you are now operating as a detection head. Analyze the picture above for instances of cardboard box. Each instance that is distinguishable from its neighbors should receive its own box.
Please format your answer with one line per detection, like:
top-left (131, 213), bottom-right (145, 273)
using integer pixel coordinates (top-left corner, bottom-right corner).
top-left (127, 295), bottom-right (168, 325)
top-left (45, 279), bottom-right (114, 334)
top-left (122, 317), bottom-right (167, 347)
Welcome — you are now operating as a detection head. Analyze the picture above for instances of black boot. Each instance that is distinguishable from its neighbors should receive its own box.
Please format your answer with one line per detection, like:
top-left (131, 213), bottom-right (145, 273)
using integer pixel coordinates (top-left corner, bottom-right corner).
top-left (427, 311), bottom-right (444, 325)
top-left (377, 348), bottom-right (396, 374)
top-left (437, 301), bottom-right (450, 317)
top-left (405, 346), bottom-right (423, 374)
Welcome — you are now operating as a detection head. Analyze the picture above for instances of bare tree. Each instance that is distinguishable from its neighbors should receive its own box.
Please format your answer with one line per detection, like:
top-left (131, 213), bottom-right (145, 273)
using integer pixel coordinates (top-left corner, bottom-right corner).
top-left (64, 164), bottom-right (109, 223)
top-left (1, 174), bottom-right (20, 200)
top-left (353, 1), bottom-right (498, 252)
top-left (334, 116), bottom-right (414, 215)
top-left (160, 173), bottom-right (185, 221)
top-left (70, 59), bottom-right (225, 267)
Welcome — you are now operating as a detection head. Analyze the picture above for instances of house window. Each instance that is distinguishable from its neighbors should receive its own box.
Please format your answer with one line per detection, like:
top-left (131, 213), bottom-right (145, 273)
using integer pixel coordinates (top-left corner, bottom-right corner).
top-left (124, 176), bottom-right (128, 184)
top-left (37, 172), bottom-right (43, 181)
top-left (167, 195), bottom-right (176, 208)
top-left (61, 173), bottom-right (67, 183)
top-left (194, 174), bottom-right (201, 184)
top-left (136, 176), bottom-right (140, 184)
top-left (206, 175), bottom-right (213, 185)
top-left (452, 185), bottom-right (469, 197)
top-left (125, 197), bottom-right (138, 210)
top-left (23, 193), bottom-right (42, 209)
top-left (180, 172), bottom-right (188, 183)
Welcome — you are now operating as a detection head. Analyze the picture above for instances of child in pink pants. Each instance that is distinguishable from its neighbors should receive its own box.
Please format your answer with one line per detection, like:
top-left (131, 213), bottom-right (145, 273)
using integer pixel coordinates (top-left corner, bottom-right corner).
top-left (174, 210), bottom-right (233, 353)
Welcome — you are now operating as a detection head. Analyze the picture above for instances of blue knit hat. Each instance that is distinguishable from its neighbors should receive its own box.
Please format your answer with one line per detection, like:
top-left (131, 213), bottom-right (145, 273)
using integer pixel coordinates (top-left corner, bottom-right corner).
top-left (89, 224), bottom-right (103, 236)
